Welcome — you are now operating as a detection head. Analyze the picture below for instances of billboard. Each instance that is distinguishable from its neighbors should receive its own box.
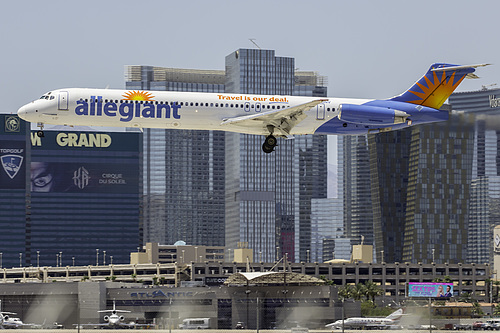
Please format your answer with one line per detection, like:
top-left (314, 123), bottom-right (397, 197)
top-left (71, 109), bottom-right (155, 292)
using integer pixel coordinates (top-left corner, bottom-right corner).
top-left (0, 140), bottom-right (26, 189)
top-left (408, 282), bottom-right (453, 298)
top-left (30, 161), bottom-right (138, 193)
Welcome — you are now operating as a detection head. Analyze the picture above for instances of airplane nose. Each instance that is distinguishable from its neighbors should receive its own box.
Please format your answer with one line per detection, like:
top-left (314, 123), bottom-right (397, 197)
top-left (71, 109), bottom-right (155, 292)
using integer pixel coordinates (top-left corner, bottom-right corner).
top-left (17, 105), bottom-right (27, 120)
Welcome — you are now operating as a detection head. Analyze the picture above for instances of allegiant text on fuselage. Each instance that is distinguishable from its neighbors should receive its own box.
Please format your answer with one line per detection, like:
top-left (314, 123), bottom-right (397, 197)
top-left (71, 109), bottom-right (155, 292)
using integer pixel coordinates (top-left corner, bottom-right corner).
top-left (75, 96), bottom-right (181, 122)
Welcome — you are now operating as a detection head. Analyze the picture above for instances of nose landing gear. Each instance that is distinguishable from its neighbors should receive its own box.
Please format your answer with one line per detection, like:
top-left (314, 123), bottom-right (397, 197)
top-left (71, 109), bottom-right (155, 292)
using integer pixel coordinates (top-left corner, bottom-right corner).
top-left (36, 122), bottom-right (45, 137)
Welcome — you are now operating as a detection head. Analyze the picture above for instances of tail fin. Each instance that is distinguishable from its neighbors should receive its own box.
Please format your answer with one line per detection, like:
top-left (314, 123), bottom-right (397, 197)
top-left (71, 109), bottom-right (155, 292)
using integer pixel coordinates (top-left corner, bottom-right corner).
top-left (390, 63), bottom-right (490, 109)
top-left (385, 309), bottom-right (404, 321)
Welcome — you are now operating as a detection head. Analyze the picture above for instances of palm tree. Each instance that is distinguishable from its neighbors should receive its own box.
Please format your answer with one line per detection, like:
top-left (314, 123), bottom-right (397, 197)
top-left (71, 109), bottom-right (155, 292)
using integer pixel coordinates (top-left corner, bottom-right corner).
top-left (351, 283), bottom-right (367, 301)
top-left (364, 281), bottom-right (383, 302)
top-left (338, 285), bottom-right (353, 301)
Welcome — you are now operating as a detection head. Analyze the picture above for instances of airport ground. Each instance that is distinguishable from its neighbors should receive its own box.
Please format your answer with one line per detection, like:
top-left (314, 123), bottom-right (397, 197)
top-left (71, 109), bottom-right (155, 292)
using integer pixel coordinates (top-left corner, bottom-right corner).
top-left (0, 329), bottom-right (488, 333)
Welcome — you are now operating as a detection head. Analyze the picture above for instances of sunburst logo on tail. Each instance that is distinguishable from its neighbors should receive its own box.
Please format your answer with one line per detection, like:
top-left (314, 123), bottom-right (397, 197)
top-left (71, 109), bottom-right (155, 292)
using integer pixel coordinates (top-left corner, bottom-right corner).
top-left (406, 70), bottom-right (465, 109)
top-left (122, 91), bottom-right (155, 101)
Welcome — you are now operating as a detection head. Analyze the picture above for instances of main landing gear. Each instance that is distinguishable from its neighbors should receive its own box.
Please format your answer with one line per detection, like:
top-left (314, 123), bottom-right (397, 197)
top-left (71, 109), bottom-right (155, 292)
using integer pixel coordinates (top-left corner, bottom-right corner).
top-left (262, 135), bottom-right (277, 153)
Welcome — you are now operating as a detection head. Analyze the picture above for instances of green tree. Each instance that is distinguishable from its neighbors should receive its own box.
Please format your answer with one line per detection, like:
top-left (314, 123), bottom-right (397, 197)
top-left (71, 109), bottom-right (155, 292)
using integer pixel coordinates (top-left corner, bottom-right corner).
top-left (494, 281), bottom-right (500, 302)
top-left (364, 281), bottom-right (383, 302)
top-left (471, 302), bottom-right (484, 317)
top-left (338, 285), bottom-right (353, 301)
top-left (494, 304), bottom-right (500, 316)
top-left (351, 283), bottom-right (367, 301)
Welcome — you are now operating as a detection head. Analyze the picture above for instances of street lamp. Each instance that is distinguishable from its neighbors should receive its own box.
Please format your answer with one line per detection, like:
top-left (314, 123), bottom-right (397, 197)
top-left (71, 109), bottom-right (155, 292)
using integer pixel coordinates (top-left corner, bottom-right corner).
top-left (19, 253), bottom-right (22, 267)
top-left (37, 251), bottom-right (40, 267)
top-left (432, 248), bottom-right (435, 264)
top-left (0, 252), bottom-right (2, 269)
top-left (72, 257), bottom-right (75, 266)
top-left (59, 251), bottom-right (62, 267)
top-left (306, 249), bottom-right (310, 263)
top-left (195, 247), bottom-right (198, 263)
top-left (110, 256), bottom-right (113, 265)
top-left (56, 253), bottom-right (59, 267)
top-left (96, 249), bottom-right (99, 266)
top-left (103, 250), bottom-right (106, 265)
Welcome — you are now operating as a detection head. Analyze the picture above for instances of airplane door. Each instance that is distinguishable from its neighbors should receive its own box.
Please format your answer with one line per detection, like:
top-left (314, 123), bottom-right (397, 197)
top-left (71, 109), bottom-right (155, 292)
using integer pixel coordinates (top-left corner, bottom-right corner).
top-left (317, 104), bottom-right (325, 120)
top-left (58, 91), bottom-right (68, 110)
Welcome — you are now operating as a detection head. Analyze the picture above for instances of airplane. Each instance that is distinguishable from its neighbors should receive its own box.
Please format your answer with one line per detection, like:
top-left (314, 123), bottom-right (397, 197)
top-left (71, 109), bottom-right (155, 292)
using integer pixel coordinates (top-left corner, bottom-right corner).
top-left (77, 300), bottom-right (153, 329)
top-left (0, 300), bottom-right (33, 329)
top-left (17, 63), bottom-right (489, 153)
top-left (77, 300), bottom-right (134, 329)
top-left (325, 308), bottom-right (404, 330)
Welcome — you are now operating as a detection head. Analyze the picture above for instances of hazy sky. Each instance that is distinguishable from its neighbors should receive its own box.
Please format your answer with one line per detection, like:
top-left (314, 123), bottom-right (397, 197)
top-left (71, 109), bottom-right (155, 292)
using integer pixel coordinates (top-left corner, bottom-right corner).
top-left (2, 0), bottom-right (500, 168)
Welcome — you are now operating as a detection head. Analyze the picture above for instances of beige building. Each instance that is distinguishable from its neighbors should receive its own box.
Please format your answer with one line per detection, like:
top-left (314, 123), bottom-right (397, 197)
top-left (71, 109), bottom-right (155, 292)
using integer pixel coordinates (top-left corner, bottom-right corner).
top-left (131, 242), bottom-right (226, 264)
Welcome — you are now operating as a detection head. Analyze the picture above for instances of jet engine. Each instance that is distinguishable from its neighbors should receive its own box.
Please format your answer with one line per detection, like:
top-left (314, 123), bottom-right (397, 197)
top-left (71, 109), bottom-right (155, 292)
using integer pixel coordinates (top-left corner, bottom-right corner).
top-left (103, 315), bottom-right (109, 322)
top-left (119, 316), bottom-right (125, 321)
top-left (338, 104), bottom-right (409, 125)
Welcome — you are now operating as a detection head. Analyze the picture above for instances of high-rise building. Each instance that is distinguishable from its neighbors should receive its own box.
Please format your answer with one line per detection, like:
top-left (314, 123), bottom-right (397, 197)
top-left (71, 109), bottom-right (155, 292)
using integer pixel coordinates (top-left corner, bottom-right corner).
top-left (224, 49), bottom-right (328, 263)
top-left (449, 88), bottom-right (500, 265)
top-left (342, 135), bottom-right (374, 248)
top-left (366, 107), bottom-right (473, 264)
top-left (128, 49), bottom-right (329, 263)
top-left (401, 116), bottom-right (473, 264)
top-left (369, 130), bottom-right (411, 263)
top-left (0, 114), bottom-right (29, 268)
top-left (0, 114), bottom-right (141, 267)
top-left (126, 66), bottom-right (226, 246)
top-left (30, 130), bottom-right (141, 266)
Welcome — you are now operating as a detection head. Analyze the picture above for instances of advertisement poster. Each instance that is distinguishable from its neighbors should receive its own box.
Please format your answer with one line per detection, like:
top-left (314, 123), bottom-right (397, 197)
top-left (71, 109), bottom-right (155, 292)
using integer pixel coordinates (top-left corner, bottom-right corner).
top-left (408, 282), bottom-right (453, 298)
top-left (0, 140), bottom-right (26, 189)
top-left (30, 161), bottom-right (138, 193)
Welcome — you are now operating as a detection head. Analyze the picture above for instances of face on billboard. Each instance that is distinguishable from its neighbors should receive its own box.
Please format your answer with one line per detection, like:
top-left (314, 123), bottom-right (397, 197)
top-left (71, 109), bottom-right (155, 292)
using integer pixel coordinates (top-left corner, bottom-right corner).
top-left (408, 282), bottom-right (453, 298)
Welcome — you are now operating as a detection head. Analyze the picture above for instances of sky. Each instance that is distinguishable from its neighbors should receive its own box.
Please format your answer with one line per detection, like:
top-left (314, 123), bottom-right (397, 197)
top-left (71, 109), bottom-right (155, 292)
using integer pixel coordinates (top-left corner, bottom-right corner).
top-left (2, 0), bottom-right (500, 170)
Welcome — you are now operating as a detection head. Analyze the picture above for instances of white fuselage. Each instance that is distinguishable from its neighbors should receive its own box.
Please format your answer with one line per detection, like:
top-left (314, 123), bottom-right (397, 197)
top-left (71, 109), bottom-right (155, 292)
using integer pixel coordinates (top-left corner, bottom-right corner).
top-left (17, 88), bottom-right (365, 136)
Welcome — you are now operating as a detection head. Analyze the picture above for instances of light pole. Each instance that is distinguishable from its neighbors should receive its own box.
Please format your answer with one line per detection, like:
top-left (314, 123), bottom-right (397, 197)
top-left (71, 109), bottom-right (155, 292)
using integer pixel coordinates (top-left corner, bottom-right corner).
top-left (381, 250), bottom-right (384, 264)
top-left (432, 248), bottom-right (435, 264)
top-left (259, 251), bottom-right (262, 263)
top-left (0, 252), bottom-right (2, 269)
top-left (59, 251), bottom-right (62, 267)
top-left (56, 253), bottom-right (59, 267)
top-left (195, 247), bottom-right (198, 263)
top-left (72, 257), bottom-right (75, 266)
top-left (19, 253), bottom-right (22, 267)
top-left (96, 249), bottom-right (99, 266)
top-left (306, 249), bottom-right (310, 263)
top-left (110, 256), bottom-right (113, 265)
top-left (103, 251), bottom-right (106, 265)
top-left (36, 251), bottom-right (40, 267)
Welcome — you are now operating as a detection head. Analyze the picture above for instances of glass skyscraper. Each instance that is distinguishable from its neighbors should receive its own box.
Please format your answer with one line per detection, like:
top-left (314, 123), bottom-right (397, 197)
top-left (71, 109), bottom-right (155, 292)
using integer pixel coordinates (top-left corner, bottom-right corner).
top-left (224, 49), bottom-right (328, 263)
top-left (128, 49), bottom-right (328, 263)
top-left (126, 66), bottom-right (226, 247)
top-left (449, 88), bottom-right (500, 265)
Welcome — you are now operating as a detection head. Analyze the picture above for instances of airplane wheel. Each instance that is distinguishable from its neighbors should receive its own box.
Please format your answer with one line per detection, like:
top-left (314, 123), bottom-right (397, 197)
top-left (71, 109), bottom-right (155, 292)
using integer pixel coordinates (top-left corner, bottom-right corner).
top-left (265, 135), bottom-right (277, 147)
top-left (36, 130), bottom-right (44, 137)
top-left (262, 143), bottom-right (274, 154)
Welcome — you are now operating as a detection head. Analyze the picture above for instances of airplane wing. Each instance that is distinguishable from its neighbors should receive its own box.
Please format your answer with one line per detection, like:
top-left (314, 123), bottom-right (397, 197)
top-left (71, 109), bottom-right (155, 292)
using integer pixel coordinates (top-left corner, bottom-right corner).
top-left (220, 99), bottom-right (328, 137)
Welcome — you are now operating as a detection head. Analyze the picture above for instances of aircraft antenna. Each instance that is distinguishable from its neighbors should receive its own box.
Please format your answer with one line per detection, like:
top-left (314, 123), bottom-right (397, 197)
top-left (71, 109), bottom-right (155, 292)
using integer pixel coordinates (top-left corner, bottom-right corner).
top-left (249, 38), bottom-right (261, 49)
